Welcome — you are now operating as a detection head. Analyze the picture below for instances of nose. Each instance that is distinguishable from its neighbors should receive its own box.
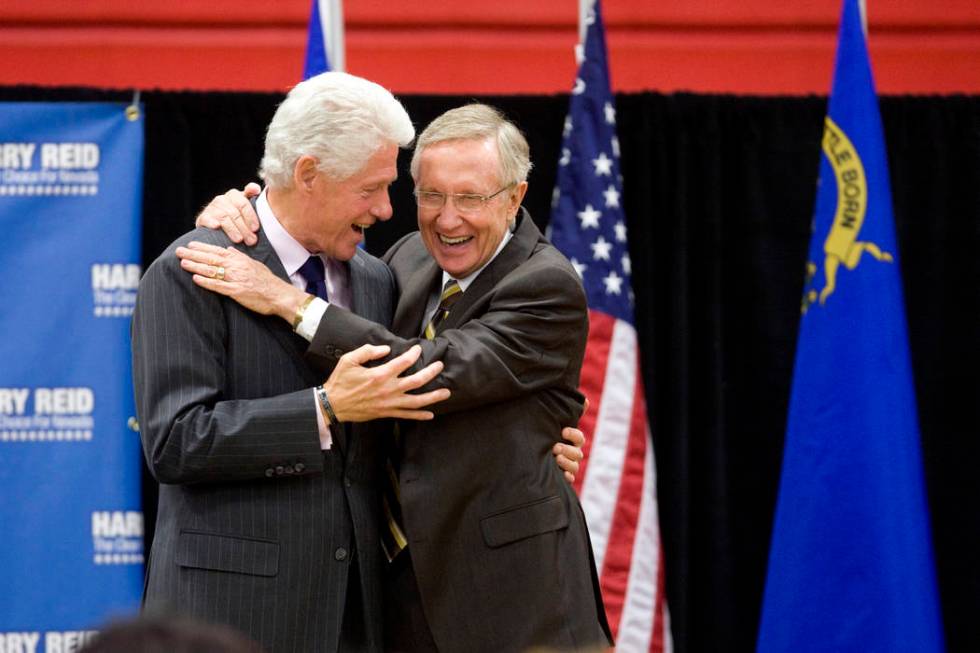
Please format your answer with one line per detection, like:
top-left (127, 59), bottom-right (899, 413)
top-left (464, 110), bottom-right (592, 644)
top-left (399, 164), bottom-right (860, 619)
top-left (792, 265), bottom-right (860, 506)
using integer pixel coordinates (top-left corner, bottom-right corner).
top-left (433, 199), bottom-right (465, 230)
top-left (371, 189), bottom-right (394, 221)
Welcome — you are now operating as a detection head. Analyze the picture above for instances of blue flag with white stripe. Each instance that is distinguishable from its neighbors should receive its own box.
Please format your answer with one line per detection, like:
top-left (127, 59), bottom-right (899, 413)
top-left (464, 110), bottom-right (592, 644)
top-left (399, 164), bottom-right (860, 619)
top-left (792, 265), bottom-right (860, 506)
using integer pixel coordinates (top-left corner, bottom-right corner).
top-left (757, 1), bottom-right (945, 651)
top-left (304, 0), bottom-right (345, 78)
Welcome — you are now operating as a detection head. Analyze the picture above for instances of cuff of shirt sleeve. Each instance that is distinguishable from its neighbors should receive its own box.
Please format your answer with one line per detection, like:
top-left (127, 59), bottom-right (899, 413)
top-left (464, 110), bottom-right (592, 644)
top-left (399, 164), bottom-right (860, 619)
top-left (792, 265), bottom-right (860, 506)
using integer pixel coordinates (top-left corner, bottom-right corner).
top-left (296, 297), bottom-right (328, 342)
top-left (313, 389), bottom-right (333, 450)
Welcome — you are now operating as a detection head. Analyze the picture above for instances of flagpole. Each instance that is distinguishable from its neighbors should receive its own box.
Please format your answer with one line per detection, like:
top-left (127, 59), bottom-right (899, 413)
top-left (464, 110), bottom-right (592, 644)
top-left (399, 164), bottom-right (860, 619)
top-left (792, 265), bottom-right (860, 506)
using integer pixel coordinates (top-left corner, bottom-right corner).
top-left (318, 0), bottom-right (345, 72)
top-left (576, 0), bottom-right (591, 67)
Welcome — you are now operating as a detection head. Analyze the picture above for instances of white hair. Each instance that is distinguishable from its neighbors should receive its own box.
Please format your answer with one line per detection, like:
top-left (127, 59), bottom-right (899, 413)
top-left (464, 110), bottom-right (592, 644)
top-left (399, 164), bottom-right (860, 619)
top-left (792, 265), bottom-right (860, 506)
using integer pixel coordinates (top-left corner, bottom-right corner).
top-left (259, 72), bottom-right (415, 188)
top-left (409, 103), bottom-right (532, 186)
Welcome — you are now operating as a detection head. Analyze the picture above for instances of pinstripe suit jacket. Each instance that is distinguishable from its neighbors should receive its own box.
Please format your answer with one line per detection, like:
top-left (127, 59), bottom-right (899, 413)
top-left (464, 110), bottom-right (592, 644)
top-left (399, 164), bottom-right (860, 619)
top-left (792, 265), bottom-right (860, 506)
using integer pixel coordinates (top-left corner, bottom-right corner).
top-left (132, 226), bottom-right (393, 653)
top-left (306, 210), bottom-right (612, 652)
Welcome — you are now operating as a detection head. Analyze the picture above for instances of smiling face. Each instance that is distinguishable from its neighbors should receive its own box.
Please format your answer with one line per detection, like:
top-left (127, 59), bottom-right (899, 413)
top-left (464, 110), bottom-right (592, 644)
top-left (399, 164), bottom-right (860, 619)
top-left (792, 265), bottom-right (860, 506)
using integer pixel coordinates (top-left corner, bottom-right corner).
top-left (415, 138), bottom-right (527, 279)
top-left (292, 142), bottom-right (399, 261)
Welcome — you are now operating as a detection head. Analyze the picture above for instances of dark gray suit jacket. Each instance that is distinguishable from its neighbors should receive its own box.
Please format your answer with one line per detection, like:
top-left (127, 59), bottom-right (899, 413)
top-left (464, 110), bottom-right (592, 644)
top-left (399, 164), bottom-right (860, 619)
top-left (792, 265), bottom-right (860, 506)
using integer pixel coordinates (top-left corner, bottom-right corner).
top-left (132, 226), bottom-right (393, 653)
top-left (307, 210), bottom-right (612, 653)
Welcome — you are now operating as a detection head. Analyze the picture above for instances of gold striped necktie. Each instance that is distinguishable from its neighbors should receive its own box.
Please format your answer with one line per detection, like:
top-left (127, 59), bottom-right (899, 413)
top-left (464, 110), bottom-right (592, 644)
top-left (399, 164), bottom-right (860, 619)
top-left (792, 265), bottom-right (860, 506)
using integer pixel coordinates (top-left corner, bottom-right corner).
top-left (423, 279), bottom-right (462, 339)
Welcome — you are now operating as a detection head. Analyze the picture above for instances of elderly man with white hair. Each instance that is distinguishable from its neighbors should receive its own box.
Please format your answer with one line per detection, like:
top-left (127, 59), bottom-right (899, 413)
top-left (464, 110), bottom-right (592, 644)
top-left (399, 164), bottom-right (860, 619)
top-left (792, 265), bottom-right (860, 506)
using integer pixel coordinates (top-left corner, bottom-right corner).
top-left (133, 72), bottom-right (450, 653)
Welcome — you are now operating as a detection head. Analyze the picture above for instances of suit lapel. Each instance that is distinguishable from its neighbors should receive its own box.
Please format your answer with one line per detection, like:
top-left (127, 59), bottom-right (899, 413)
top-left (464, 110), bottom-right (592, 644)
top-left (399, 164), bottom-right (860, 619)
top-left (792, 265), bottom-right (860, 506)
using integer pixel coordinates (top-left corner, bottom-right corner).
top-left (248, 230), bottom-right (323, 387)
top-left (348, 249), bottom-right (378, 321)
top-left (392, 256), bottom-right (441, 338)
top-left (248, 199), bottom-right (351, 457)
top-left (437, 208), bottom-right (540, 334)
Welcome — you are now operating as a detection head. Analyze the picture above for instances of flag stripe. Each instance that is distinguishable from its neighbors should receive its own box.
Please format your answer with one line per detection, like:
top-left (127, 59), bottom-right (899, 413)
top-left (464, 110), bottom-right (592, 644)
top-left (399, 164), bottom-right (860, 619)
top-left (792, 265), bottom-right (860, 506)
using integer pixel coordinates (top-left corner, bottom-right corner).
top-left (579, 317), bottom-right (636, 575)
top-left (573, 310), bottom-right (615, 495)
top-left (599, 363), bottom-right (652, 635)
top-left (616, 424), bottom-right (658, 651)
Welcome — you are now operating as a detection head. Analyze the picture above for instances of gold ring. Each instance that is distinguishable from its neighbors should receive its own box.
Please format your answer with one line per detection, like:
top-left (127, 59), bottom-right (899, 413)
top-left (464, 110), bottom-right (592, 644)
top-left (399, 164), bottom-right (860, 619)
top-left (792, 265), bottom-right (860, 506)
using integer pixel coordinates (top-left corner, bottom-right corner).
top-left (215, 266), bottom-right (225, 281)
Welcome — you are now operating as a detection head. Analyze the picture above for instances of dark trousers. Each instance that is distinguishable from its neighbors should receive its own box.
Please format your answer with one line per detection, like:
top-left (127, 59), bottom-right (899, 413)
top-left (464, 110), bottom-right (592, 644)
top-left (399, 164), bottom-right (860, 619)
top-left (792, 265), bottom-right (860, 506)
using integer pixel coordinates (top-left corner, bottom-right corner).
top-left (383, 549), bottom-right (438, 652)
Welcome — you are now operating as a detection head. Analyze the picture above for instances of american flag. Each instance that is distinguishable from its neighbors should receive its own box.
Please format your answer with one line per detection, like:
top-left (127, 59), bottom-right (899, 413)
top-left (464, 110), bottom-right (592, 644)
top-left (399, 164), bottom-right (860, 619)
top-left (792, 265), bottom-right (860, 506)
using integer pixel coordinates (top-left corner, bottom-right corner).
top-left (548, 2), bottom-right (672, 651)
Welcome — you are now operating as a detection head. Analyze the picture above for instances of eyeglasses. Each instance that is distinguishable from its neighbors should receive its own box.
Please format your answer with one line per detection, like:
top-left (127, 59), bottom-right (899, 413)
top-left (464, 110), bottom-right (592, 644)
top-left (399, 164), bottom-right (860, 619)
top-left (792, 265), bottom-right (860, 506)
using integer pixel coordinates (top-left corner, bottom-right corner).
top-left (413, 185), bottom-right (514, 213)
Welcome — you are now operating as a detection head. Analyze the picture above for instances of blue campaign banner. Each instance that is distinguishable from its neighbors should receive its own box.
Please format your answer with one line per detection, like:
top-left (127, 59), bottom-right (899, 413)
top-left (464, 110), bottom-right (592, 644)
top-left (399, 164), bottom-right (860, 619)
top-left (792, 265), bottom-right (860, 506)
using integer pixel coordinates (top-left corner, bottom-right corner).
top-left (0, 103), bottom-right (145, 649)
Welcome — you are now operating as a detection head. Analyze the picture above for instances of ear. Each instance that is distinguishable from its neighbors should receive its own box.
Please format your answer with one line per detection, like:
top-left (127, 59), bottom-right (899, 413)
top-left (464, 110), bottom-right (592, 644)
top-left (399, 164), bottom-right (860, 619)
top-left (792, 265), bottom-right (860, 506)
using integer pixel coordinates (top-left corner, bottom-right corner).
top-left (293, 155), bottom-right (319, 191)
top-left (509, 181), bottom-right (529, 214)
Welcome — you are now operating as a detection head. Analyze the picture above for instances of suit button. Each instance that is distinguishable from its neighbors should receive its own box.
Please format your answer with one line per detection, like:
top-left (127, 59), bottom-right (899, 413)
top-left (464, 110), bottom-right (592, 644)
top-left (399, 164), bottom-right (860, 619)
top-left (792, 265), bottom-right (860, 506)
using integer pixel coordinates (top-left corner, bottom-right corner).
top-left (275, 465), bottom-right (284, 475)
top-left (344, 477), bottom-right (352, 488)
top-left (265, 468), bottom-right (274, 477)
top-left (334, 547), bottom-right (348, 561)
top-left (295, 462), bottom-right (305, 473)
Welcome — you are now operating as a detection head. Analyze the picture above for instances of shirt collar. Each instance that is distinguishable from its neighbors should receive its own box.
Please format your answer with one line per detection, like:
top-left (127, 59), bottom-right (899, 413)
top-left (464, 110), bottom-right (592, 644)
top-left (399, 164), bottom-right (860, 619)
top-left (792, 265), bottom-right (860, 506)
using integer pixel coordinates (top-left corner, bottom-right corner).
top-left (256, 189), bottom-right (316, 277)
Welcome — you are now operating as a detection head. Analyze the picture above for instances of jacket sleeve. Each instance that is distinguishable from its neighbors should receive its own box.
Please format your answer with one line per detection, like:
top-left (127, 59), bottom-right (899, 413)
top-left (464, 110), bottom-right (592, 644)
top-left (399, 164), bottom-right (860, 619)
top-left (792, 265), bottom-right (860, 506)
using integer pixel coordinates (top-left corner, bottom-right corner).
top-left (131, 240), bottom-right (323, 485)
top-left (306, 258), bottom-right (588, 416)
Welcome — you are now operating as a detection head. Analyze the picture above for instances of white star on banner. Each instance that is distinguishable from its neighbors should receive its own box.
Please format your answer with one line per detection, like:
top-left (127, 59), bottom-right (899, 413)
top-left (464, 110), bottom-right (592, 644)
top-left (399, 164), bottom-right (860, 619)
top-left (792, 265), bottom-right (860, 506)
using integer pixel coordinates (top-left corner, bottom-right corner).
top-left (551, 186), bottom-right (561, 208)
top-left (592, 152), bottom-right (613, 176)
top-left (573, 78), bottom-right (586, 95)
top-left (611, 136), bottom-right (620, 157)
top-left (560, 148), bottom-right (571, 166)
top-left (614, 221), bottom-right (627, 242)
top-left (591, 235), bottom-right (612, 261)
top-left (604, 185), bottom-right (621, 208)
top-left (570, 257), bottom-right (588, 278)
top-left (604, 101), bottom-right (616, 124)
top-left (577, 204), bottom-right (602, 229)
top-left (563, 116), bottom-right (573, 137)
top-left (622, 253), bottom-right (632, 275)
top-left (603, 270), bottom-right (624, 295)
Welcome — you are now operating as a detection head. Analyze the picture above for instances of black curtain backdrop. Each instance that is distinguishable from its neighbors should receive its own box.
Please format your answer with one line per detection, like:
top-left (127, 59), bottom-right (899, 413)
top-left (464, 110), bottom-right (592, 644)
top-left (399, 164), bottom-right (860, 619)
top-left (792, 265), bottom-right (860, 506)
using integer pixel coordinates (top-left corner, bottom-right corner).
top-left (3, 86), bottom-right (976, 652)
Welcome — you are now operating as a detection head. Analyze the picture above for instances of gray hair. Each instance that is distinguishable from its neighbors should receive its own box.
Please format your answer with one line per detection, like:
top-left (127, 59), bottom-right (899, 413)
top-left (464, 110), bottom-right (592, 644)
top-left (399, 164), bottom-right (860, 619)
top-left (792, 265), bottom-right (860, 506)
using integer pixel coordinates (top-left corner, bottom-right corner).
top-left (409, 104), bottom-right (532, 187)
top-left (259, 72), bottom-right (415, 188)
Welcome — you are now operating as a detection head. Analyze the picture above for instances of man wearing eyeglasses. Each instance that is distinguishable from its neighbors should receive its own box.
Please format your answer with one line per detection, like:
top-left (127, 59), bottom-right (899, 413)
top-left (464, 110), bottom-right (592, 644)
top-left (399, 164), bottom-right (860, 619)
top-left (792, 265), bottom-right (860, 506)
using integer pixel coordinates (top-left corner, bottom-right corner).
top-left (183, 103), bottom-right (611, 652)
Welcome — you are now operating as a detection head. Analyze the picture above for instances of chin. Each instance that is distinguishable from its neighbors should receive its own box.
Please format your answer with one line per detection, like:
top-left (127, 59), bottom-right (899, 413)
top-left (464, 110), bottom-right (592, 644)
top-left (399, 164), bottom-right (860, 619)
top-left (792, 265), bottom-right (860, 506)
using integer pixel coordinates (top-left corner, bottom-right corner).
top-left (331, 244), bottom-right (356, 262)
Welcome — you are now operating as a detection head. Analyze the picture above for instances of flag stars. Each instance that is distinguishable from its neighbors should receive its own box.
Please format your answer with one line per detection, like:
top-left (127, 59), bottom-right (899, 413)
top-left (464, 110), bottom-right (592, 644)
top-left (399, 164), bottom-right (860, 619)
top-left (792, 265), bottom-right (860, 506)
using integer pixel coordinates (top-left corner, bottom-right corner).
top-left (621, 253), bottom-right (632, 275)
top-left (614, 221), bottom-right (627, 242)
top-left (559, 148), bottom-right (571, 166)
top-left (604, 102), bottom-right (616, 124)
top-left (551, 186), bottom-right (560, 208)
top-left (604, 185), bottom-right (621, 209)
top-left (577, 204), bottom-right (602, 229)
top-left (570, 258), bottom-right (588, 278)
top-left (591, 236), bottom-right (613, 261)
top-left (573, 78), bottom-right (586, 95)
top-left (603, 270), bottom-right (624, 295)
top-left (611, 136), bottom-right (621, 158)
top-left (563, 116), bottom-right (573, 137)
top-left (592, 152), bottom-right (613, 176)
